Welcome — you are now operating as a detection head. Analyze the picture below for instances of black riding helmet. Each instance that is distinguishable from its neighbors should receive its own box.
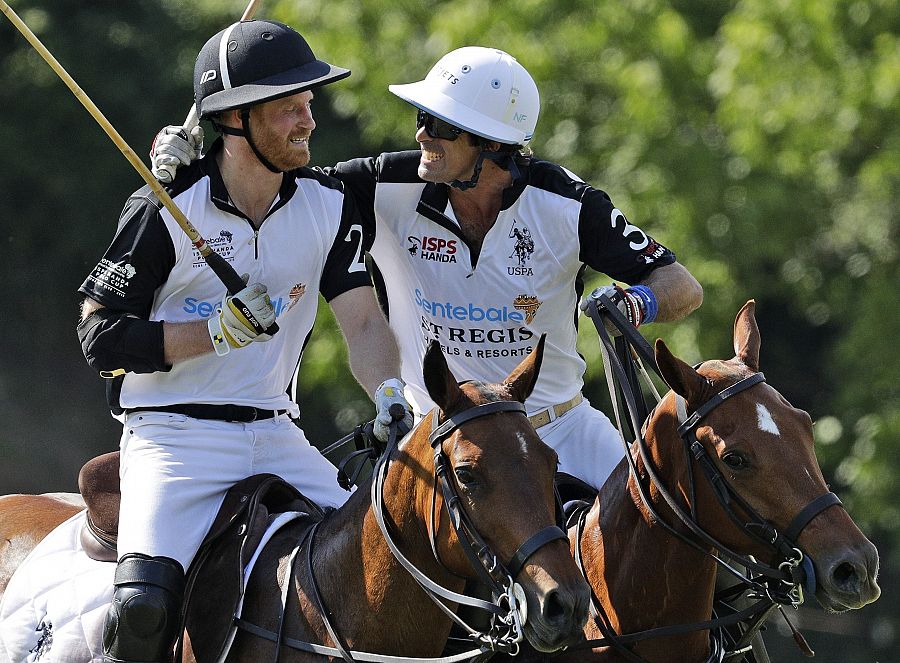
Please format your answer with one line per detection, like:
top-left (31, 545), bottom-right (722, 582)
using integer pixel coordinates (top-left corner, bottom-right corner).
top-left (193, 20), bottom-right (350, 171)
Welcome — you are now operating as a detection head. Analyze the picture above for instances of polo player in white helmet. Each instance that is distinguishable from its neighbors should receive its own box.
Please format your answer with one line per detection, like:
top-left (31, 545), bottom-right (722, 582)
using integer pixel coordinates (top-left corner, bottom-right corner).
top-left (390, 46), bottom-right (539, 189)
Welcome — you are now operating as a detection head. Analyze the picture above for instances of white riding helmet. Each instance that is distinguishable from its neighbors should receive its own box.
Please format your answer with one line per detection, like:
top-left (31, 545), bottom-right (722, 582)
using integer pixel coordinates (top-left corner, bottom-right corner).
top-left (389, 47), bottom-right (540, 146)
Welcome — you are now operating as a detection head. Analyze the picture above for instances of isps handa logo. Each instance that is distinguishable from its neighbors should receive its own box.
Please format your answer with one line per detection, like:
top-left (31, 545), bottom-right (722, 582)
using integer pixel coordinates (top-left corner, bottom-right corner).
top-left (407, 235), bottom-right (458, 263)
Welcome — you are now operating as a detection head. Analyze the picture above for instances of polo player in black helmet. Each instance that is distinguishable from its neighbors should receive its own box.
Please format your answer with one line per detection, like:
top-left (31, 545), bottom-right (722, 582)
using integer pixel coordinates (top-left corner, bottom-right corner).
top-left (84, 19), bottom-right (409, 663)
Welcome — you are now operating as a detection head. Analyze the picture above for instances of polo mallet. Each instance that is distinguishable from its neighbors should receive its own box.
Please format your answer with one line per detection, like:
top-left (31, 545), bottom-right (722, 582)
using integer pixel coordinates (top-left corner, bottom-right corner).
top-left (0, 0), bottom-right (278, 334)
top-left (180, 0), bottom-right (262, 131)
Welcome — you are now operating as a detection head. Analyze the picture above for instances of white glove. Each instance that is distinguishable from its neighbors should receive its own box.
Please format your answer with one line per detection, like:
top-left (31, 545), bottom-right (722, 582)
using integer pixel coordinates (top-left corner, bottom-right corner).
top-left (373, 378), bottom-right (414, 443)
top-left (207, 275), bottom-right (276, 356)
top-left (580, 284), bottom-right (644, 337)
top-left (151, 124), bottom-right (204, 183)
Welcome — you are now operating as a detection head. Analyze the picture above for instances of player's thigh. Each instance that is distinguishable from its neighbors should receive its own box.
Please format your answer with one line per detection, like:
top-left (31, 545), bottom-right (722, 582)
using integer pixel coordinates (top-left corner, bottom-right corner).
top-left (117, 413), bottom-right (252, 567)
top-left (251, 417), bottom-right (351, 509)
top-left (539, 400), bottom-right (625, 491)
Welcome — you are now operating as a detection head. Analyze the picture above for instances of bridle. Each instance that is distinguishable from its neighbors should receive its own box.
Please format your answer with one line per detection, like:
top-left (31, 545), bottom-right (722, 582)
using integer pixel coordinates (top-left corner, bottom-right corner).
top-left (671, 371), bottom-right (841, 605)
top-left (374, 398), bottom-right (567, 656)
top-left (427, 400), bottom-right (569, 587)
top-left (572, 294), bottom-right (843, 661)
top-left (235, 397), bottom-right (567, 662)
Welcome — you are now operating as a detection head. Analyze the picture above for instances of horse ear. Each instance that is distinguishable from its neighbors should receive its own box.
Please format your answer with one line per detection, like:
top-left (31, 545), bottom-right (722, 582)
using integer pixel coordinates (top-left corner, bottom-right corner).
top-left (655, 338), bottom-right (707, 404)
top-left (423, 340), bottom-right (461, 411)
top-left (505, 334), bottom-right (545, 403)
top-left (733, 300), bottom-right (760, 371)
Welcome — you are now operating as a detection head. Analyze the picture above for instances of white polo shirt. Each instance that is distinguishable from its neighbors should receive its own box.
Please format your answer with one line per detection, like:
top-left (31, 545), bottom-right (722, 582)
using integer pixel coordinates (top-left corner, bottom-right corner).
top-left (331, 151), bottom-right (675, 415)
top-left (80, 140), bottom-right (369, 417)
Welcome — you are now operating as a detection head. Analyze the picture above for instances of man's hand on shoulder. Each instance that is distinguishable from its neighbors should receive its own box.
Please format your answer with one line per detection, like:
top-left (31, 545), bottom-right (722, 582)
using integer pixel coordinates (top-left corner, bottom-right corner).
top-left (151, 125), bottom-right (204, 183)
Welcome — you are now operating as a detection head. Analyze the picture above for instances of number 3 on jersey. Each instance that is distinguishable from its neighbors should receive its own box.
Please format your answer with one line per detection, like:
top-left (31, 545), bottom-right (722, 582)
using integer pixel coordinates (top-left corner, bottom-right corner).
top-left (610, 208), bottom-right (649, 251)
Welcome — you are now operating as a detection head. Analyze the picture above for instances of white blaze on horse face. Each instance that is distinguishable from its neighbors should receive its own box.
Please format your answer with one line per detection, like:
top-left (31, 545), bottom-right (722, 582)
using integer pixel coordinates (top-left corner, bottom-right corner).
top-left (756, 403), bottom-right (781, 437)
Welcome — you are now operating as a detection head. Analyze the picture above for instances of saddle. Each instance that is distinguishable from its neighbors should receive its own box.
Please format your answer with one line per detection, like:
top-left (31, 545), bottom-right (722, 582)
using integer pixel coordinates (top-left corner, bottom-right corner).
top-left (77, 452), bottom-right (325, 662)
top-left (77, 452), bottom-right (120, 560)
top-left (555, 471), bottom-right (597, 528)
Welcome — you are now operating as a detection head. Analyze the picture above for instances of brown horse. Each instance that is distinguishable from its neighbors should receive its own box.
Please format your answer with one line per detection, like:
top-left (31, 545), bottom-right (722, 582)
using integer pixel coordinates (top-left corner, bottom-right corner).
top-left (0, 339), bottom-right (590, 661)
top-left (550, 301), bottom-right (880, 662)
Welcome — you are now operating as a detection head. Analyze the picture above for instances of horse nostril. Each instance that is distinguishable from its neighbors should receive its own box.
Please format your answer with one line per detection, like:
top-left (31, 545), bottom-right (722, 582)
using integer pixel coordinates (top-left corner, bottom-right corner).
top-left (832, 560), bottom-right (862, 592)
top-left (541, 588), bottom-right (572, 625)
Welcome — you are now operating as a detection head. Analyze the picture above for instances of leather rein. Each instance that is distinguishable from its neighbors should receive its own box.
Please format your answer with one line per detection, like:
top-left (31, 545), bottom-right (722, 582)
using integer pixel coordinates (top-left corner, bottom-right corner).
top-left (571, 294), bottom-right (843, 661)
top-left (235, 399), bottom-right (566, 662)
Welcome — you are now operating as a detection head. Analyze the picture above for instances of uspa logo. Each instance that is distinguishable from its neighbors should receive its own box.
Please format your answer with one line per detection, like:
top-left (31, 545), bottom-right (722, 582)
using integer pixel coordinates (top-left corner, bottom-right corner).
top-left (507, 220), bottom-right (535, 275)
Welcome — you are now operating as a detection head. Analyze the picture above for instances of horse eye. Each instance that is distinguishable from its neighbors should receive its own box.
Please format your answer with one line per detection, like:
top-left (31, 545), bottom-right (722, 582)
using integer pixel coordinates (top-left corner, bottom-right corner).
top-left (454, 468), bottom-right (477, 486)
top-left (722, 452), bottom-right (747, 470)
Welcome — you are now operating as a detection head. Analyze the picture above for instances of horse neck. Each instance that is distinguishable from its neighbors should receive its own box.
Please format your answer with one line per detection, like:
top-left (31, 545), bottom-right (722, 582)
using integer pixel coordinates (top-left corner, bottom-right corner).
top-left (289, 429), bottom-right (465, 657)
top-left (578, 400), bottom-right (718, 659)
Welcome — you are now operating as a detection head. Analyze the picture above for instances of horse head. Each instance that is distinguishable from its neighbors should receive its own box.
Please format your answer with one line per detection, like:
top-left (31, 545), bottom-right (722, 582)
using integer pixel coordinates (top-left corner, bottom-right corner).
top-left (650, 300), bottom-right (880, 612)
top-left (411, 335), bottom-right (590, 652)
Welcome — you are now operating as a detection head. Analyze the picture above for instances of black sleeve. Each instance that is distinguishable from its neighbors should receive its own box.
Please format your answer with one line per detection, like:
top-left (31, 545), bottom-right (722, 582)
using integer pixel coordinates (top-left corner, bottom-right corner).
top-left (77, 308), bottom-right (168, 375)
top-left (324, 156), bottom-right (379, 251)
top-left (78, 188), bottom-right (177, 316)
top-left (577, 187), bottom-right (676, 284)
top-left (319, 188), bottom-right (374, 302)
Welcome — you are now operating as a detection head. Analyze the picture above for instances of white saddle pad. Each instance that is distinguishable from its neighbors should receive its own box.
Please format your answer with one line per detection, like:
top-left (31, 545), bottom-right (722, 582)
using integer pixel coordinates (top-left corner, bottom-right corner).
top-left (0, 509), bottom-right (307, 663)
top-left (0, 510), bottom-right (111, 663)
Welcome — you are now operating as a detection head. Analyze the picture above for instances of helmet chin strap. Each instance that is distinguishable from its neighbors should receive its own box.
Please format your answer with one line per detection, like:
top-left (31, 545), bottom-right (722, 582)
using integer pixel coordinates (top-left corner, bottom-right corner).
top-left (211, 110), bottom-right (282, 174)
top-left (450, 146), bottom-right (522, 191)
top-left (450, 151), bottom-right (486, 191)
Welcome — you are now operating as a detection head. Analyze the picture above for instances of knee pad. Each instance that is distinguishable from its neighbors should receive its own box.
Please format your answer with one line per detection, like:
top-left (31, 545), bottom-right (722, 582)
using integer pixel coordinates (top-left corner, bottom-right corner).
top-left (102, 554), bottom-right (185, 663)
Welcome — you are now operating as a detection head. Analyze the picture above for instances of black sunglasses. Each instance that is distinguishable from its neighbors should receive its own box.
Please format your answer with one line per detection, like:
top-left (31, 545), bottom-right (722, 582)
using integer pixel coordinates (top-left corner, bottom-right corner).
top-left (416, 109), bottom-right (465, 141)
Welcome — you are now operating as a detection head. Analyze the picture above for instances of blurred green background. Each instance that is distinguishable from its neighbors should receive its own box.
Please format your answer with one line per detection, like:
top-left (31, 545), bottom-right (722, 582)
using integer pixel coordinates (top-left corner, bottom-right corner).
top-left (1, 0), bottom-right (896, 659)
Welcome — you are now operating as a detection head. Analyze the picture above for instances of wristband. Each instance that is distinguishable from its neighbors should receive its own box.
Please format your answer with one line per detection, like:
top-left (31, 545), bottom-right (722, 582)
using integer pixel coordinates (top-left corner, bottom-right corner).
top-left (207, 315), bottom-right (230, 357)
top-left (626, 285), bottom-right (658, 324)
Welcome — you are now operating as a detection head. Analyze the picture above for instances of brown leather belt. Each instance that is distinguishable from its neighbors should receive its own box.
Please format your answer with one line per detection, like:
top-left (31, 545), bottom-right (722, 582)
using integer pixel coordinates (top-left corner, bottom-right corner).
top-left (527, 393), bottom-right (583, 429)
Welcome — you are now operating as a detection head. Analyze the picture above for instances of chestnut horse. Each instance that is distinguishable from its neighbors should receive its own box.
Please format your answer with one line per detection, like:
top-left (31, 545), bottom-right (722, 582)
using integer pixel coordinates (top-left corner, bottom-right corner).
top-left (0, 340), bottom-right (590, 661)
top-left (491, 300), bottom-right (881, 663)
top-left (550, 300), bottom-right (880, 662)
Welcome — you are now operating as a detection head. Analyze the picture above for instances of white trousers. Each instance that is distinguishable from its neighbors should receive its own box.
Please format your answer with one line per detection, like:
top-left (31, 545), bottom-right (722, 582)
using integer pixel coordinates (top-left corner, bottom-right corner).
top-left (116, 411), bottom-right (350, 571)
top-left (536, 397), bottom-right (626, 492)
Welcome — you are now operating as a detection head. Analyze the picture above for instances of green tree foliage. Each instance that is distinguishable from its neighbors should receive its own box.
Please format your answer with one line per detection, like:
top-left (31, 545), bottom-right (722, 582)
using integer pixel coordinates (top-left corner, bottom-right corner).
top-left (1, 0), bottom-right (897, 656)
top-left (0, 0), bottom-right (251, 488)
